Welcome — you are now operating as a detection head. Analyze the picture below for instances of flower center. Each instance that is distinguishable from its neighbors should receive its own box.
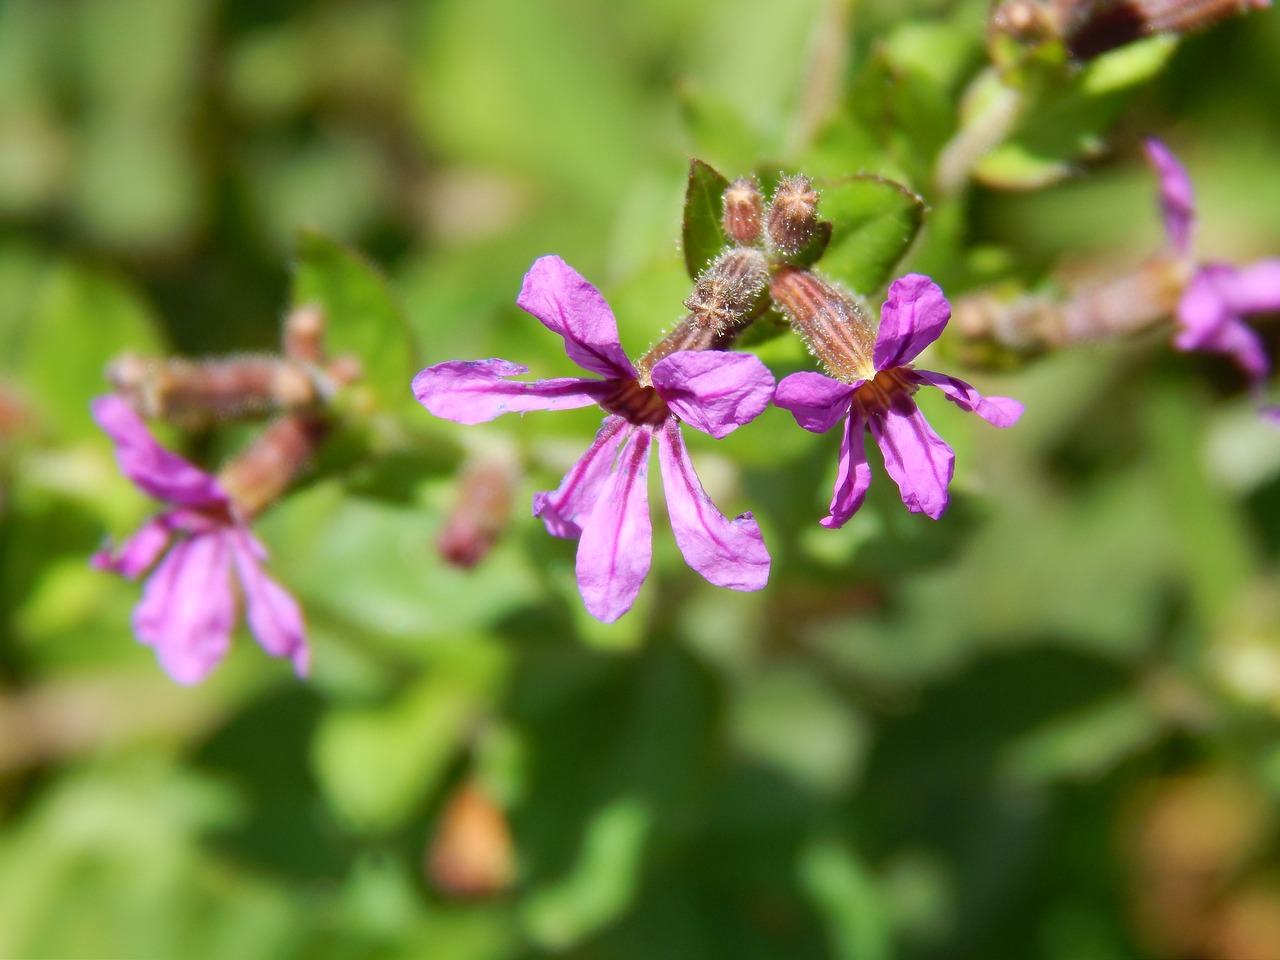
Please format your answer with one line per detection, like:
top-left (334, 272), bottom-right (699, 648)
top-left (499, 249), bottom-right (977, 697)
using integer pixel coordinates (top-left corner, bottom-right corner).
top-left (599, 379), bottom-right (671, 426)
top-left (852, 366), bottom-right (919, 417)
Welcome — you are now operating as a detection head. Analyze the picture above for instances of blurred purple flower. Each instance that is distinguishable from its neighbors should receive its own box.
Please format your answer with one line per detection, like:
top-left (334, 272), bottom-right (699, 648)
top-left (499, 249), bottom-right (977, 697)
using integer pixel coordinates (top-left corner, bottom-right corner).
top-left (1147, 139), bottom-right (1280, 400)
top-left (413, 255), bottom-right (773, 623)
top-left (92, 394), bottom-right (308, 684)
top-left (774, 274), bottom-right (1023, 526)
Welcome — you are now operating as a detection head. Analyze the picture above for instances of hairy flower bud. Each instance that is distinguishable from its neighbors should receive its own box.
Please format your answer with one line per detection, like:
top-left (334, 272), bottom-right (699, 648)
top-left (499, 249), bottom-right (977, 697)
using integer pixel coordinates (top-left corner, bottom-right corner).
top-left (106, 354), bottom-right (320, 428)
top-left (683, 248), bottom-right (771, 332)
top-left (770, 266), bottom-right (877, 382)
top-left (766, 176), bottom-right (822, 256)
top-left (282, 304), bottom-right (326, 363)
top-left (438, 454), bottom-right (517, 568)
top-left (217, 413), bottom-right (328, 519)
top-left (722, 177), bottom-right (764, 245)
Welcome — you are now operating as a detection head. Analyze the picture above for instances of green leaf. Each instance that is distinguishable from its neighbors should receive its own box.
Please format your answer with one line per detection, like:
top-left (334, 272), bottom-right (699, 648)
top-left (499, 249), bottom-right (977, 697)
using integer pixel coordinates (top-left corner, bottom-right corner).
top-left (291, 230), bottom-right (419, 413)
top-left (974, 36), bottom-right (1177, 190)
top-left (799, 840), bottom-right (892, 960)
top-left (814, 175), bottom-right (926, 294)
top-left (520, 797), bottom-right (650, 950)
top-left (681, 159), bottom-right (730, 280)
top-left (25, 264), bottom-right (163, 441)
top-left (312, 657), bottom-right (503, 832)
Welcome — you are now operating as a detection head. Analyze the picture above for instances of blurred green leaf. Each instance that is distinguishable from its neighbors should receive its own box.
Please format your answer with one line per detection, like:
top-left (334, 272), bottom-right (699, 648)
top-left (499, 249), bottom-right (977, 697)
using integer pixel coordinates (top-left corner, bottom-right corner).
top-left (25, 263), bottom-right (162, 440)
top-left (682, 158), bottom-right (730, 280)
top-left (521, 796), bottom-right (651, 950)
top-left (974, 37), bottom-right (1177, 189)
top-left (312, 659), bottom-right (503, 832)
top-left (799, 840), bottom-right (892, 960)
top-left (815, 175), bottom-right (926, 293)
top-left (291, 230), bottom-right (419, 413)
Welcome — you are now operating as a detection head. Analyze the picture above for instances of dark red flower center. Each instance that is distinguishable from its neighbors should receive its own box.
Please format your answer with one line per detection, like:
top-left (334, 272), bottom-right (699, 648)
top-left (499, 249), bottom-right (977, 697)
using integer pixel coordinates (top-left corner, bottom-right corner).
top-left (600, 379), bottom-right (671, 426)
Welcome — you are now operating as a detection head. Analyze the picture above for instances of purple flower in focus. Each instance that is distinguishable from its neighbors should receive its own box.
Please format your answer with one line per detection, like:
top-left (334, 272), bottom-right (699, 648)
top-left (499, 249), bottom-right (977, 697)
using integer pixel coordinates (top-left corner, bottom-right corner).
top-left (1147, 139), bottom-right (1280, 394)
top-left (413, 255), bottom-right (774, 623)
top-left (92, 394), bottom-right (308, 684)
top-left (774, 274), bottom-right (1023, 527)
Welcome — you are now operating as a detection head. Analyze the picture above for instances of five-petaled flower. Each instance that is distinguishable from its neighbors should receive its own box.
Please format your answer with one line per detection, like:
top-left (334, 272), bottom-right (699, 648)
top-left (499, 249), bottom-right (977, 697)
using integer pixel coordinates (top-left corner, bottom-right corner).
top-left (92, 394), bottom-right (308, 684)
top-left (413, 255), bottom-right (774, 623)
top-left (773, 272), bottom-right (1023, 527)
top-left (1147, 138), bottom-right (1280, 400)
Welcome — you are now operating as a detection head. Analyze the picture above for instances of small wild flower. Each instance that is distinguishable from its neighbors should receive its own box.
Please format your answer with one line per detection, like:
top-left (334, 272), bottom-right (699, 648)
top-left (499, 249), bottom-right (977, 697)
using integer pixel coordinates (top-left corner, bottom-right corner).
top-left (93, 395), bottom-right (310, 684)
top-left (1146, 139), bottom-right (1280, 409)
top-left (773, 269), bottom-right (1023, 525)
top-left (413, 255), bottom-right (773, 623)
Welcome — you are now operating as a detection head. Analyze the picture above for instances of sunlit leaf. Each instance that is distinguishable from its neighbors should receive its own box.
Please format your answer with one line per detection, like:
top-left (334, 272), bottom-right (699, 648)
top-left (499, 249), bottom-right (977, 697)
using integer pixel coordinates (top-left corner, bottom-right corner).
top-left (681, 159), bottom-right (730, 280)
top-left (815, 175), bottom-right (926, 293)
top-left (292, 230), bottom-right (419, 413)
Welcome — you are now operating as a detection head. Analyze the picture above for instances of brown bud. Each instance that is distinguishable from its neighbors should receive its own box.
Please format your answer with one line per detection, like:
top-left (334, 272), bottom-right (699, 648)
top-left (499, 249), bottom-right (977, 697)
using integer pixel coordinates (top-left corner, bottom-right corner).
top-left (770, 267), bottom-right (876, 382)
top-left (722, 177), bottom-right (764, 245)
top-left (427, 781), bottom-right (514, 899)
top-left (106, 354), bottom-right (321, 428)
top-left (998, 0), bottom-right (1273, 60)
top-left (766, 176), bottom-right (821, 256)
top-left (438, 455), bottom-right (517, 568)
top-left (216, 413), bottom-right (328, 519)
top-left (282, 304), bottom-right (326, 364)
top-left (682, 248), bottom-right (770, 333)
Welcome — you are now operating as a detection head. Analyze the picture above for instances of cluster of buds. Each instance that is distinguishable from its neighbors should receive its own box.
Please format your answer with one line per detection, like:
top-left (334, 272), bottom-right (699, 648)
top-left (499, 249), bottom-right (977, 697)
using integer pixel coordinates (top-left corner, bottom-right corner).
top-left (93, 306), bottom-right (360, 684)
top-left (991, 0), bottom-right (1271, 60)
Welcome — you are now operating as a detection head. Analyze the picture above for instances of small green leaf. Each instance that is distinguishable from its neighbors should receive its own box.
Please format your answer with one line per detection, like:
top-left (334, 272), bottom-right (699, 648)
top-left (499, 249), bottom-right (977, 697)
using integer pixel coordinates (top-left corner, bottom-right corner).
top-left (815, 175), bottom-right (926, 294)
top-left (681, 159), bottom-right (730, 280)
top-left (291, 230), bottom-right (418, 412)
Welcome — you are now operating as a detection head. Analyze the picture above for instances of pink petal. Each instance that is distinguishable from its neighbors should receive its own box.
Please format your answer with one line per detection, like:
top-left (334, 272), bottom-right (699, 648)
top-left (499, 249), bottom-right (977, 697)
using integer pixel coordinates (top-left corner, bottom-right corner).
top-left (873, 274), bottom-right (952, 371)
top-left (1177, 270), bottom-right (1271, 383)
top-left (821, 408), bottom-right (873, 529)
top-left (92, 395), bottom-right (227, 508)
top-left (134, 532), bottom-right (236, 685)
top-left (868, 401), bottom-right (954, 520)
top-left (656, 418), bottom-right (769, 590)
top-left (230, 530), bottom-right (310, 677)
top-left (650, 350), bottom-right (775, 439)
top-left (1213, 259), bottom-right (1280, 316)
top-left (1145, 139), bottom-right (1195, 256)
top-left (516, 256), bottom-right (638, 380)
top-left (94, 516), bottom-right (172, 577)
top-left (533, 416), bottom-right (631, 539)
top-left (774, 371), bottom-right (857, 434)
top-left (910, 370), bottom-right (1025, 427)
top-left (412, 359), bottom-right (609, 424)
top-left (574, 426), bottom-right (653, 623)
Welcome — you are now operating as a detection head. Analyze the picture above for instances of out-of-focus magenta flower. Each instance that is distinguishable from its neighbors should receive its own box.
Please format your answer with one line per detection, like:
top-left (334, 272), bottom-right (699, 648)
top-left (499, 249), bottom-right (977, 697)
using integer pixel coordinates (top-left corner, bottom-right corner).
top-left (92, 394), bottom-right (308, 684)
top-left (774, 274), bottom-right (1023, 527)
top-left (413, 255), bottom-right (773, 623)
top-left (1147, 139), bottom-right (1280, 398)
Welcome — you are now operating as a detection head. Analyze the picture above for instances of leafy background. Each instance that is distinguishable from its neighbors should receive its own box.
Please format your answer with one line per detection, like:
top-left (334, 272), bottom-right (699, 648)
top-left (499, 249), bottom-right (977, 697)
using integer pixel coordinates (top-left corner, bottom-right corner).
top-left (3, 0), bottom-right (1280, 958)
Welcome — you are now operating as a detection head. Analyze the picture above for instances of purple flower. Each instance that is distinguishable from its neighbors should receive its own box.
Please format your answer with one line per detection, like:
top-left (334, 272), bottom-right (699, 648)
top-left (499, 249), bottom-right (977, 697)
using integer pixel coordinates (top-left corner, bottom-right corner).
top-left (774, 274), bottom-right (1023, 527)
top-left (92, 394), bottom-right (308, 684)
top-left (413, 255), bottom-right (774, 623)
top-left (1147, 139), bottom-right (1280, 394)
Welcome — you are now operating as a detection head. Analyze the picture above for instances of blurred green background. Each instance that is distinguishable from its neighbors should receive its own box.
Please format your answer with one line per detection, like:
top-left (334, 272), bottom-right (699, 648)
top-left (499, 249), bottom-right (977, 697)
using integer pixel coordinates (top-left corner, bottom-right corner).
top-left (3, 0), bottom-right (1280, 957)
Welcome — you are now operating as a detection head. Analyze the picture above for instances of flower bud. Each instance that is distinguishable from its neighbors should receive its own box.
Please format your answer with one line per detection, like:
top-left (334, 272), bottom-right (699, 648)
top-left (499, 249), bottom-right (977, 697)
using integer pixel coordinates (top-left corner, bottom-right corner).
top-left (722, 178), bottom-right (764, 245)
top-left (438, 455), bottom-right (517, 568)
top-left (766, 176), bottom-right (821, 256)
top-left (106, 354), bottom-right (321, 428)
top-left (991, 0), bottom-right (1272, 60)
top-left (683, 248), bottom-right (770, 333)
top-left (282, 304), bottom-right (326, 363)
top-left (770, 266), bottom-right (876, 382)
top-left (217, 413), bottom-right (328, 519)
top-left (427, 780), bottom-right (514, 899)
